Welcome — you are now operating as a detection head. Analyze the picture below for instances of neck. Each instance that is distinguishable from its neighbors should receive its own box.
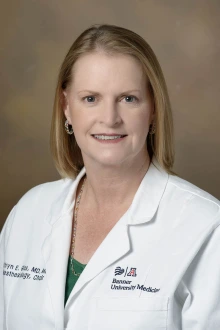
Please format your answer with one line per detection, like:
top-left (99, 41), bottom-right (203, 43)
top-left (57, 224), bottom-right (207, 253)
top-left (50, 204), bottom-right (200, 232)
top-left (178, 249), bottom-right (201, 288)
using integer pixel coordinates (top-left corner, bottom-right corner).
top-left (81, 153), bottom-right (151, 212)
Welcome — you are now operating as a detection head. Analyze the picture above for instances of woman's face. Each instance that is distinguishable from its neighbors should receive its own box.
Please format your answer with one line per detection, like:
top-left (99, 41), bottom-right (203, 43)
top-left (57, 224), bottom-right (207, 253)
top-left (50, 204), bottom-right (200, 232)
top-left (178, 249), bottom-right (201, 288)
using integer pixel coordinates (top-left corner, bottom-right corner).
top-left (63, 52), bottom-right (155, 169)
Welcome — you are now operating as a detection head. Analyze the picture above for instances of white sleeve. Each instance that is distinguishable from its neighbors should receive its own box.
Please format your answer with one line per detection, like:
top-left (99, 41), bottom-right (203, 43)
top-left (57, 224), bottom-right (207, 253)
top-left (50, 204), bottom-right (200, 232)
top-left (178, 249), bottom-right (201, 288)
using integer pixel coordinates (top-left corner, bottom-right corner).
top-left (0, 206), bottom-right (17, 330)
top-left (177, 216), bottom-right (220, 329)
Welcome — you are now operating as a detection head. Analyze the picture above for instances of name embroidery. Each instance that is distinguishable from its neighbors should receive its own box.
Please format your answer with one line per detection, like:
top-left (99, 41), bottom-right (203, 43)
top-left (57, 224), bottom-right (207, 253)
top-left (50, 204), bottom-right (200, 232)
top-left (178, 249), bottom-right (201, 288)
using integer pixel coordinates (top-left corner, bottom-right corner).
top-left (3, 262), bottom-right (46, 281)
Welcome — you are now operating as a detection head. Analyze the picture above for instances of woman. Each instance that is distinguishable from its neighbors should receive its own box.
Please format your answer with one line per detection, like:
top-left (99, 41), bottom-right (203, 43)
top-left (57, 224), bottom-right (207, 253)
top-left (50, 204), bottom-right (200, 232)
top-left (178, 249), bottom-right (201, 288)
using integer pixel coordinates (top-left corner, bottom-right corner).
top-left (1, 23), bottom-right (220, 330)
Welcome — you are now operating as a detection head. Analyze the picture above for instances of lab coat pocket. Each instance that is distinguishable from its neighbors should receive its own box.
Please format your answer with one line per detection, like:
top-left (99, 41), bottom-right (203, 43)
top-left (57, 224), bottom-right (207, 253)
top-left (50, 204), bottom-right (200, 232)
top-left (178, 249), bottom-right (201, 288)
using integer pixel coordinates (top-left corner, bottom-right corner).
top-left (89, 295), bottom-right (169, 330)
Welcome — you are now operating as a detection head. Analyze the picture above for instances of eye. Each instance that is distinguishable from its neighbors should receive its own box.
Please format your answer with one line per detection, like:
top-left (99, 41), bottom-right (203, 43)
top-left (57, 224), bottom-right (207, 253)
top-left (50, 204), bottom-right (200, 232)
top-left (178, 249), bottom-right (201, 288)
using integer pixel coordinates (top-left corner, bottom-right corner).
top-left (82, 95), bottom-right (96, 103)
top-left (123, 95), bottom-right (138, 103)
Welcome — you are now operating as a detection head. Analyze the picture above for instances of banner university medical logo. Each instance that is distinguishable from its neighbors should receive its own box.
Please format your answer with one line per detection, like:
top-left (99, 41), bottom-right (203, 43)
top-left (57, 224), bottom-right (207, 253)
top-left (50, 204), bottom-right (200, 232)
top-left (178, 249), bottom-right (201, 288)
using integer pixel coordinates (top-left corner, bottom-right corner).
top-left (112, 266), bottom-right (160, 292)
top-left (114, 266), bottom-right (137, 277)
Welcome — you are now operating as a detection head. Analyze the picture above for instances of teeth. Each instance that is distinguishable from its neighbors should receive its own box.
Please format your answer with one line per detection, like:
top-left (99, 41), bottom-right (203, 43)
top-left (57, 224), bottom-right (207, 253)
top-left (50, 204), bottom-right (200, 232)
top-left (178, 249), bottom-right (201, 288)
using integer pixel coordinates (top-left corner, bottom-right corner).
top-left (94, 135), bottom-right (123, 140)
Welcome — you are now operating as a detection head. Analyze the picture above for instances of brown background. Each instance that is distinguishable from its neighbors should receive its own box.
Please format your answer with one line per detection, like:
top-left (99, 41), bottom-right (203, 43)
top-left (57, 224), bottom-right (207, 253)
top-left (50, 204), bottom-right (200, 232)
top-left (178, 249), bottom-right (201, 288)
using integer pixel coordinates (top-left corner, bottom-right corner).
top-left (1, 0), bottom-right (220, 230)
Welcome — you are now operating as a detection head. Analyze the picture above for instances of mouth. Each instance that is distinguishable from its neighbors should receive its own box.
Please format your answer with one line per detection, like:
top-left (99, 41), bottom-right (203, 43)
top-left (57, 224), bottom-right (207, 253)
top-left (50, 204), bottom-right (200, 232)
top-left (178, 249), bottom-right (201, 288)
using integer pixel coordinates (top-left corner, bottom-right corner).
top-left (91, 134), bottom-right (127, 140)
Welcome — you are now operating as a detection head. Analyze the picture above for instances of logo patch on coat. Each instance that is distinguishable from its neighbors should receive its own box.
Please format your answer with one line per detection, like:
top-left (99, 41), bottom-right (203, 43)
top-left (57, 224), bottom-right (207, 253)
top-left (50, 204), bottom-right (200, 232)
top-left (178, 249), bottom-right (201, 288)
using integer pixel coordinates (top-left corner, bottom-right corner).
top-left (114, 266), bottom-right (137, 277)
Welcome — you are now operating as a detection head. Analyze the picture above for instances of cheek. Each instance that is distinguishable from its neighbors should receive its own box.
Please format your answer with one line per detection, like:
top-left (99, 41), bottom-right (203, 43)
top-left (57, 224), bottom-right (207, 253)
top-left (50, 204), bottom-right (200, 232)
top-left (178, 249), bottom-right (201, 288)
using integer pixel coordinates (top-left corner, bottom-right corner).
top-left (130, 117), bottom-right (151, 144)
top-left (70, 109), bottom-right (95, 133)
top-left (68, 103), bottom-right (84, 126)
top-left (128, 112), bottom-right (151, 132)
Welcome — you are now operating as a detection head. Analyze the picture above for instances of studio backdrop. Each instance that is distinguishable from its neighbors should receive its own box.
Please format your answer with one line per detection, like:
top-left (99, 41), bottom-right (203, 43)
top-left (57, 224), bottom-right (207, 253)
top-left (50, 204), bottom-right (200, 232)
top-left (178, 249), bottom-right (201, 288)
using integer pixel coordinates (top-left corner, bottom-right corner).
top-left (1, 0), bottom-right (220, 230)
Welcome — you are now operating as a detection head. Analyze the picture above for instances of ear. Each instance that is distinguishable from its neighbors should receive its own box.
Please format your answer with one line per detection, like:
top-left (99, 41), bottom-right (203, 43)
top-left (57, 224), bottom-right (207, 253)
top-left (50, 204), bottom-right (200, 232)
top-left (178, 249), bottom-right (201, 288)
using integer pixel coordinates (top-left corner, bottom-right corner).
top-left (147, 82), bottom-right (155, 123)
top-left (150, 101), bottom-right (156, 124)
top-left (62, 90), bottom-right (72, 124)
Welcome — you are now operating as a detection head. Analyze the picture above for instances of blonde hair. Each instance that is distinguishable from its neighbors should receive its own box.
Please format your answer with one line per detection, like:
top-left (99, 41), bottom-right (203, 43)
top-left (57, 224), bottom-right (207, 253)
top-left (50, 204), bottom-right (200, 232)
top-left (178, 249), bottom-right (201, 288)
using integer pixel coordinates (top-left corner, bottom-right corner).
top-left (50, 23), bottom-right (176, 178)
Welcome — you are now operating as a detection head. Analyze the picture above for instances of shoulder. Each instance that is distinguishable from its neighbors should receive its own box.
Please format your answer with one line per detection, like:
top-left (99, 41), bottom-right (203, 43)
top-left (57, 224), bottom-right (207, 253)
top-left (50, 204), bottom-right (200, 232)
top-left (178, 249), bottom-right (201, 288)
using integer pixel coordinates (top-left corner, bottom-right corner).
top-left (1, 178), bottom-right (75, 240)
top-left (15, 177), bottom-right (74, 211)
top-left (168, 174), bottom-right (219, 206)
top-left (167, 174), bottom-right (220, 223)
top-left (9, 178), bottom-right (75, 219)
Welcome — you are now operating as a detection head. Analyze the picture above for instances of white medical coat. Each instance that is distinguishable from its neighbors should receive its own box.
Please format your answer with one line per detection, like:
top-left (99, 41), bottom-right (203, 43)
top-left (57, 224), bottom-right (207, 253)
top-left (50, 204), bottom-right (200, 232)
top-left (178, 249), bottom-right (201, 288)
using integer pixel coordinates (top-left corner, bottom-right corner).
top-left (1, 156), bottom-right (220, 330)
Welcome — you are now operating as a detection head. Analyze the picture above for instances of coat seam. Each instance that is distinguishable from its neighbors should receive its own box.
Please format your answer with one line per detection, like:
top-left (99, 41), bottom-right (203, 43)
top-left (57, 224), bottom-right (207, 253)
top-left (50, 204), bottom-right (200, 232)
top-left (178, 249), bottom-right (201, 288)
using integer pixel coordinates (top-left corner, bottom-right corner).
top-left (169, 181), bottom-right (220, 208)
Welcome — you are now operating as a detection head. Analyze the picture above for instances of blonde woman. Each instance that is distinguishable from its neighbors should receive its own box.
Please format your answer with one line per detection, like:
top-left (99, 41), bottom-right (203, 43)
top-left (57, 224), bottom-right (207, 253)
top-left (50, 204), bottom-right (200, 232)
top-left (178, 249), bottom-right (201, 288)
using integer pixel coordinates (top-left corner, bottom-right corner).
top-left (1, 24), bottom-right (220, 330)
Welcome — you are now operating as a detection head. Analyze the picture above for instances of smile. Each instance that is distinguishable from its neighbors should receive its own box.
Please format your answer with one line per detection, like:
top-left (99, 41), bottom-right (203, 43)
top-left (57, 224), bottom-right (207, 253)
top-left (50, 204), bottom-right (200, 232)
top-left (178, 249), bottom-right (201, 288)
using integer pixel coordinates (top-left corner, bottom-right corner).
top-left (93, 135), bottom-right (126, 140)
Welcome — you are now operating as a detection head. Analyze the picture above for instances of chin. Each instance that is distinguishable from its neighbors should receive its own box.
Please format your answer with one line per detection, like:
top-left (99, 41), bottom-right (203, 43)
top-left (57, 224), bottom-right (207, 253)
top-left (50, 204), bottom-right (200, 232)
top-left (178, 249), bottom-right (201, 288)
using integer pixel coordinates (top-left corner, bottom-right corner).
top-left (82, 150), bottom-right (132, 168)
top-left (97, 158), bottom-right (125, 167)
top-left (89, 155), bottom-right (127, 168)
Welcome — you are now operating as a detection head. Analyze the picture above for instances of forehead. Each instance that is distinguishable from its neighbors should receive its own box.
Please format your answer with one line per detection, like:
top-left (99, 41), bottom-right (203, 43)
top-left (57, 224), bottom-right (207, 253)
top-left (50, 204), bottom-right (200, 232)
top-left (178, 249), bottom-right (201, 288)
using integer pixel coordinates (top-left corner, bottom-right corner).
top-left (70, 52), bottom-right (147, 90)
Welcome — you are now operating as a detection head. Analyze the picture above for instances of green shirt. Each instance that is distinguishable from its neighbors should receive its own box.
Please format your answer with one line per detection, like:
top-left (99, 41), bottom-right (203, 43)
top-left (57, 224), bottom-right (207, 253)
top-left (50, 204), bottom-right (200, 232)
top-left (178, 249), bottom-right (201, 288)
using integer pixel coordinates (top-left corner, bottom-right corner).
top-left (64, 256), bottom-right (87, 306)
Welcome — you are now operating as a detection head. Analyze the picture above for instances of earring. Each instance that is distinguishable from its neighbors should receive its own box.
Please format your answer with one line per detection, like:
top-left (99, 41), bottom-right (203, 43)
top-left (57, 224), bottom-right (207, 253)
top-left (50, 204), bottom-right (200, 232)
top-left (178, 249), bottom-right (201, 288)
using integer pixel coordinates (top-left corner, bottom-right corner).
top-left (65, 120), bottom-right (74, 135)
top-left (149, 122), bottom-right (156, 135)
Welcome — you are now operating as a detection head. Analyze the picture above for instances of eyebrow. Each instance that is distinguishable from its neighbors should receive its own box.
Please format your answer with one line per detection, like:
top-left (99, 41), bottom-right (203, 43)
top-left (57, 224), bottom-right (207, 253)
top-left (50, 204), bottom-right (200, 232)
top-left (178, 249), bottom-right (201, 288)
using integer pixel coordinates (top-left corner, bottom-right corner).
top-left (77, 89), bottom-right (141, 95)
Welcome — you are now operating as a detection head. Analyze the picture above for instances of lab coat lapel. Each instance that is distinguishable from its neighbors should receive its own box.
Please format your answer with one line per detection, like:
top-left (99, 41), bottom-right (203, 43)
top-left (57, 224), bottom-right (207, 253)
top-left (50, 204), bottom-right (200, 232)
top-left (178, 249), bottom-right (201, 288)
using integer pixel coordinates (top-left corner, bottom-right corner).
top-left (41, 168), bottom-right (86, 328)
top-left (66, 218), bottom-right (130, 303)
top-left (42, 214), bottom-right (72, 328)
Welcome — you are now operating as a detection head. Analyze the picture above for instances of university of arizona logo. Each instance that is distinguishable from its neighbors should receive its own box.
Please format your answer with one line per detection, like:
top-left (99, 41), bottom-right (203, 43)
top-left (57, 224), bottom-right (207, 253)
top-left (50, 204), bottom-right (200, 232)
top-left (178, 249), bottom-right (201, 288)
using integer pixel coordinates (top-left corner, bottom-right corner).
top-left (114, 266), bottom-right (137, 277)
top-left (127, 268), bottom-right (137, 277)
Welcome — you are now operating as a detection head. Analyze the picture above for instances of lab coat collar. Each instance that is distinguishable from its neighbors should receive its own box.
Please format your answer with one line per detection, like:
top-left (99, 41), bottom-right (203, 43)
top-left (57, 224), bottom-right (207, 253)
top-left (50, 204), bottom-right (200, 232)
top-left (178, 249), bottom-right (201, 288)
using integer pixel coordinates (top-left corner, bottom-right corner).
top-left (47, 155), bottom-right (169, 226)
top-left (127, 156), bottom-right (169, 225)
top-left (47, 167), bottom-right (86, 224)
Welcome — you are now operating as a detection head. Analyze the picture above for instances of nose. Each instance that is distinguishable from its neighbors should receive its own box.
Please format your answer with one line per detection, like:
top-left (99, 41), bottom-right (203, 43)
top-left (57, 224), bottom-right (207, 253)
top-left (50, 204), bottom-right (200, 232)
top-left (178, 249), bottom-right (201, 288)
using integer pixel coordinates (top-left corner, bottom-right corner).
top-left (99, 100), bottom-right (122, 127)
